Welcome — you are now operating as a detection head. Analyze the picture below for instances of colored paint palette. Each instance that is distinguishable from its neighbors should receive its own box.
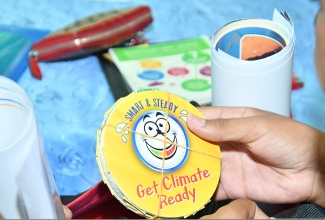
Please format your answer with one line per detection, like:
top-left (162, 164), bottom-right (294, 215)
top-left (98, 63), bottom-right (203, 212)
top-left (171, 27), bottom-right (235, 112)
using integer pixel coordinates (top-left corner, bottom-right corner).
top-left (96, 89), bottom-right (221, 218)
top-left (109, 36), bottom-right (212, 105)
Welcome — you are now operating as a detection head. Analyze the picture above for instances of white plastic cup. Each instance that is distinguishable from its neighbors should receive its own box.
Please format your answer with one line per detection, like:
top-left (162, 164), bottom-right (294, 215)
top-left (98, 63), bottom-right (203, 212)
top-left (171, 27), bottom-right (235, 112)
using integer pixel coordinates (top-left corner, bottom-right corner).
top-left (0, 76), bottom-right (64, 219)
top-left (210, 9), bottom-right (295, 116)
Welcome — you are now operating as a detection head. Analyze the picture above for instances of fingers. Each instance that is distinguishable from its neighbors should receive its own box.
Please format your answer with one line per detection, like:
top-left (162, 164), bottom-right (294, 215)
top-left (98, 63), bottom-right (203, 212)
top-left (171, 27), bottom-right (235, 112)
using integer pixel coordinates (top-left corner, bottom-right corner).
top-left (187, 112), bottom-right (267, 143)
top-left (200, 199), bottom-right (269, 219)
top-left (197, 106), bottom-right (269, 120)
top-left (63, 205), bottom-right (72, 219)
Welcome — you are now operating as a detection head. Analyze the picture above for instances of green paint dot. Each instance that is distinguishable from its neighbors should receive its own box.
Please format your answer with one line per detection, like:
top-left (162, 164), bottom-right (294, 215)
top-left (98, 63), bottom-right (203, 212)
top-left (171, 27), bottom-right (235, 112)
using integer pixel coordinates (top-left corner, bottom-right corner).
top-left (181, 79), bottom-right (211, 91)
top-left (182, 51), bottom-right (210, 64)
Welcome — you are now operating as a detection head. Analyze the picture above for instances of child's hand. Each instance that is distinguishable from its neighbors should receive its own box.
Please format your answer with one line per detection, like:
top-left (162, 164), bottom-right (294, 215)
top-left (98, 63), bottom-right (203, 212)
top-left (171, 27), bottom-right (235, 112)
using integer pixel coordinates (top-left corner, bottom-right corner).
top-left (200, 199), bottom-right (269, 219)
top-left (63, 205), bottom-right (72, 219)
top-left (315, 0), bottom-right (325, 91)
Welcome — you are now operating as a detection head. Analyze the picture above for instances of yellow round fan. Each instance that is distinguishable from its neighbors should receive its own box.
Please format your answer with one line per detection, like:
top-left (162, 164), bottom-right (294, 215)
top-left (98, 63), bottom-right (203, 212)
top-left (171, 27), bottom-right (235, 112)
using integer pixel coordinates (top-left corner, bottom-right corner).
top-left (96, 89), bottom-right (221, 218)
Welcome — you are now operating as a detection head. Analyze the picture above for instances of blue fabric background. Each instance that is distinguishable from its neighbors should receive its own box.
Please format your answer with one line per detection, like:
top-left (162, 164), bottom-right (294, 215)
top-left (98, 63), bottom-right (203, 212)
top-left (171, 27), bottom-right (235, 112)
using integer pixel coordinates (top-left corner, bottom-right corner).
top-left (0, 0), bottom-right (324, 195)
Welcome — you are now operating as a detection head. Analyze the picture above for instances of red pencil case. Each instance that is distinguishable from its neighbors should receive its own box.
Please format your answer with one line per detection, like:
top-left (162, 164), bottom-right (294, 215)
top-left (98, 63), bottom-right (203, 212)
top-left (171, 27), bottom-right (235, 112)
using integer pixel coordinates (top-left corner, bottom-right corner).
top-left (29, 5), bottom-right (153, 79)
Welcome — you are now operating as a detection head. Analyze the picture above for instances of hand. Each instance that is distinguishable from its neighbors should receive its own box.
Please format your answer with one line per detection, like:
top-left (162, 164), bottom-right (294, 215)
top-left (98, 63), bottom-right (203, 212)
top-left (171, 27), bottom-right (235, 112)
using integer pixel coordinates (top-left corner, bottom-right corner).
top-left (200, 199), bottom-right (269, 219)
top-left (315, 0), bottom-right (325, 91)
top-left (186, 106), bottom-right (325, 208)
top-left (63, 205), bottom-right (72, 219)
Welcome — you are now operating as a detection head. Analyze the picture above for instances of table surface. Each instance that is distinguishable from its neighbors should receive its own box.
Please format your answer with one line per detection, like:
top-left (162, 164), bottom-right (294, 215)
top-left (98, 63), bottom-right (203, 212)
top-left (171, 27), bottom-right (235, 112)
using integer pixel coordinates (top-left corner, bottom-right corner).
top-left (1, 0), bottom-right (324, 196)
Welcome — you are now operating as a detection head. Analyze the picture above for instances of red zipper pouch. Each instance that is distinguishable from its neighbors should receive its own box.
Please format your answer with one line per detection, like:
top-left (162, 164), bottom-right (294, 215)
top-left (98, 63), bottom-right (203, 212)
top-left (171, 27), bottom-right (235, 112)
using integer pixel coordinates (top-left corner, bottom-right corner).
top-left (29, 5), bottom-right (153, 79)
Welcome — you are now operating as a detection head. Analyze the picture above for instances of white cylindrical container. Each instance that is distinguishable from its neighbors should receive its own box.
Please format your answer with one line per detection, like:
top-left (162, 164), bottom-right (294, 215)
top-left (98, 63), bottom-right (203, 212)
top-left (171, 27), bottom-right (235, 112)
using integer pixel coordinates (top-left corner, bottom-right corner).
top-left (211, 9), bottom-right (295, 116)
top-left (0, 76), bottom-right (64, 219)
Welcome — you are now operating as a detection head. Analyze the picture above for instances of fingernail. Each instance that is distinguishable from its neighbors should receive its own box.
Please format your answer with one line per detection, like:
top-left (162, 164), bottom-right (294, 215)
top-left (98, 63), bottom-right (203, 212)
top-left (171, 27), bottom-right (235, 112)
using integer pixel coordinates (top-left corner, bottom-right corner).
top-left (189, 114), bottom-right (206, 127)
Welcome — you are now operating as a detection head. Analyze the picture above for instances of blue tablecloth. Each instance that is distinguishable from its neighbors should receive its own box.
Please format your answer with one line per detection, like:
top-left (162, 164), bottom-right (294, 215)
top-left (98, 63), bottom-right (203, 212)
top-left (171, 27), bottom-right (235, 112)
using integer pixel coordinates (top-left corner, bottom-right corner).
top-left (1, 0), bottom-right (324, 196)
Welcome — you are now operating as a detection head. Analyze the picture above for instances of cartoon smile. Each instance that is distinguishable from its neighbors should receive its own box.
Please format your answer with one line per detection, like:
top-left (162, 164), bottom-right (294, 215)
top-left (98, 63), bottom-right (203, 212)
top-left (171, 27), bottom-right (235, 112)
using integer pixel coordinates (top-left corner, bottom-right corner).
top-left (144, 134), bottom-right (178, 159)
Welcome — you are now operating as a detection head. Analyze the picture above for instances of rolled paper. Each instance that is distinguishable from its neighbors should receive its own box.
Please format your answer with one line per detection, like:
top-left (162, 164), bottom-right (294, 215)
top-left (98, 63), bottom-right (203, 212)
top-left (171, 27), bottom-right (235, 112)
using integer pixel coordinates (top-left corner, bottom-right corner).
top-left (211, 9), bottom-right (295, 117)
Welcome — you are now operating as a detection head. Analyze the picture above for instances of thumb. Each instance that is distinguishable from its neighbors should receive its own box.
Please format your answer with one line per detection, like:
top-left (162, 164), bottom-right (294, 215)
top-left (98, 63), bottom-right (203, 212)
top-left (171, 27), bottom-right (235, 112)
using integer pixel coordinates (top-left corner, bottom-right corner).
top-left (187, 113), bottom-right (265, 144)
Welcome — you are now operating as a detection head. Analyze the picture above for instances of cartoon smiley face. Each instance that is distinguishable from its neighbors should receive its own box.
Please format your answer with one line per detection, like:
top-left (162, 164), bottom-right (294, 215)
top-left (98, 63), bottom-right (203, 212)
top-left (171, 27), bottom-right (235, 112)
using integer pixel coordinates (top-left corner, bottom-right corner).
top-left (132, 111), bottom-right (189, 172)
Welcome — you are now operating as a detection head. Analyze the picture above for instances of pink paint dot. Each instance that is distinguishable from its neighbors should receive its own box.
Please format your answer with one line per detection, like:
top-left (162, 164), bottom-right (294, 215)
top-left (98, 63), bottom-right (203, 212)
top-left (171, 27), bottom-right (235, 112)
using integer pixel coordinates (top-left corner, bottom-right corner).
top-left (149, 81), bottom-right (164, 86)
top-left (200, 66), bottom-right (211, 76)
top-left (167, 67), bottom-right (189, 76)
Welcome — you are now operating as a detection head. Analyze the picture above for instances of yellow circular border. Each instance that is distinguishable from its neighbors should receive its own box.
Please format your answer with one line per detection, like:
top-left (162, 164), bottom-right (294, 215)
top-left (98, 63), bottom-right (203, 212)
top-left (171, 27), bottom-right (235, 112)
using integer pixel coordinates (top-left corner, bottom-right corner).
top-left (97, 90), bottom-right (221, 218)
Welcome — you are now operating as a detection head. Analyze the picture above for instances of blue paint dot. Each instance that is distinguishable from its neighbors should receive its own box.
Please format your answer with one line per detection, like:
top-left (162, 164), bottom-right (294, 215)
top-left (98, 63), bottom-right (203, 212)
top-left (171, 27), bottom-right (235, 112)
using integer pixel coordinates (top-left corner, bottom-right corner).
top-left (138, 70), bottom-right (164, 80)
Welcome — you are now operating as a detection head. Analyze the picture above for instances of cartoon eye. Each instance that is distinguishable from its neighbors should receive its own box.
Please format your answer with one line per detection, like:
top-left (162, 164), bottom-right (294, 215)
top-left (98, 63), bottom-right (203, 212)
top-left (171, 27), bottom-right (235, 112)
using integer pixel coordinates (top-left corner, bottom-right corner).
top-left (144, 121), bottom-right (158, 137)
top-left (156, 118), bottom-right (170, 133)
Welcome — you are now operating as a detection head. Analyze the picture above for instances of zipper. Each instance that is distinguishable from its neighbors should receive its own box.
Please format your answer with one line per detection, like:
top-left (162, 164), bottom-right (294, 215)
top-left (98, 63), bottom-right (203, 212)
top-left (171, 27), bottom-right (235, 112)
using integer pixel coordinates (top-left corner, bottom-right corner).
top-left (32, 13), bottom-right (152, 57)
top-left (28, 9), bottom-right (152, 79)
